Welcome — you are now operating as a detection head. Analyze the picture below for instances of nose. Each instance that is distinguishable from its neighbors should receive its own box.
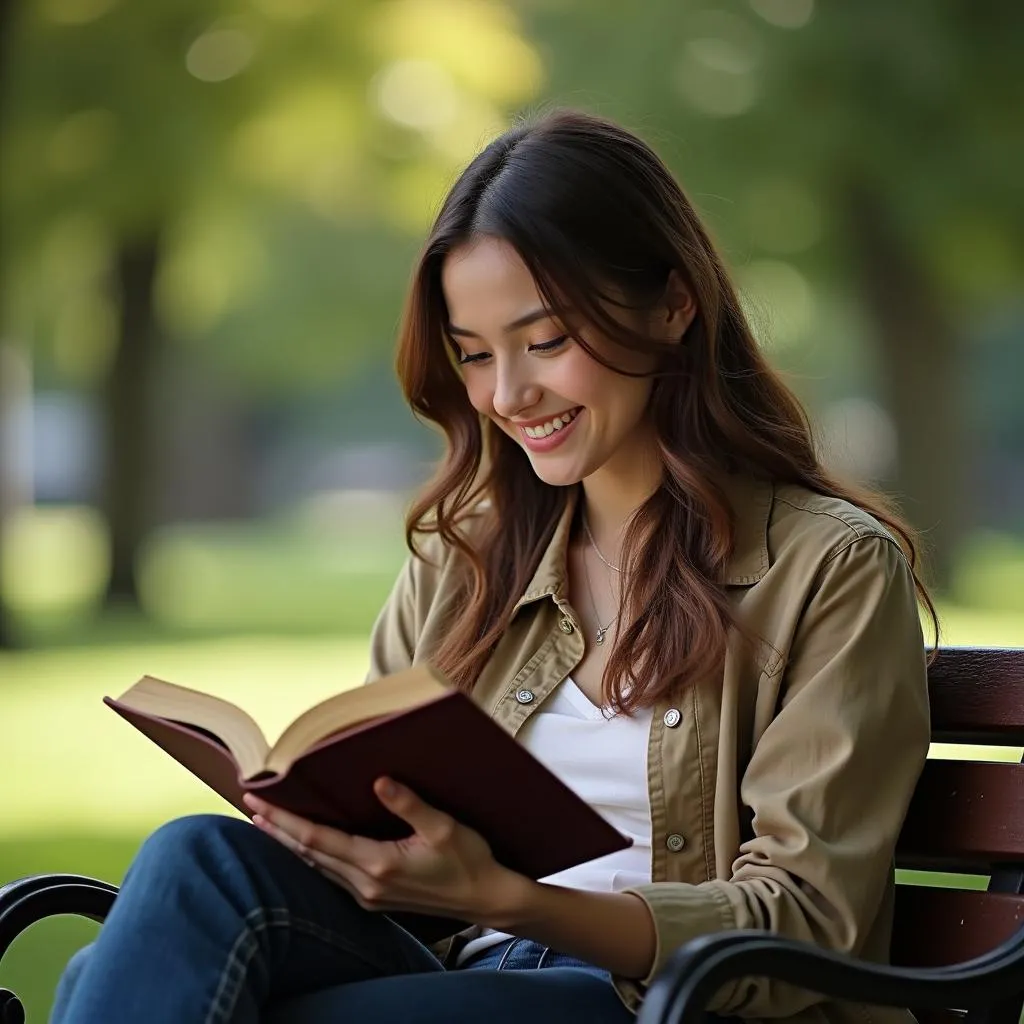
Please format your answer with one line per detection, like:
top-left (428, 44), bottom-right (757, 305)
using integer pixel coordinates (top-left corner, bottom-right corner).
top-left (491, 358), bottom-right (541, 421)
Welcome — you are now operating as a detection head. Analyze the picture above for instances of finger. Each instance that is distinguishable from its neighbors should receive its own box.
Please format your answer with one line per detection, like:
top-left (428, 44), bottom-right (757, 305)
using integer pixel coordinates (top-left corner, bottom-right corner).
top-left (254, 814), bottom-right (358, 881)
top-left (252, 814), bottom-right (316, 866)
top-left (253, 815), bottom-right (395, 909)
top-left (247, 799), bottom-right (354, 857)
top-left (373, 777), bottom-right (455, 843)
top-left (250, 800), bottom-right (387, 870)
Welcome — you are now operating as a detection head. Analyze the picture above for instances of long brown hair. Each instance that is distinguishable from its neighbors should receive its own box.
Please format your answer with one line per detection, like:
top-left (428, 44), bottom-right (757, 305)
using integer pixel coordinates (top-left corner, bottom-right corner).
top-left (395, 107), bottom-right (938, 713)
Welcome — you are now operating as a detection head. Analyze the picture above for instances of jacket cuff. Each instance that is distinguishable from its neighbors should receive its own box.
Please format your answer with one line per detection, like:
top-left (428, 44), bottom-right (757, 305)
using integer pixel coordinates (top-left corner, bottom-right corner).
top-left (620, 882), bottom-right (737, 988)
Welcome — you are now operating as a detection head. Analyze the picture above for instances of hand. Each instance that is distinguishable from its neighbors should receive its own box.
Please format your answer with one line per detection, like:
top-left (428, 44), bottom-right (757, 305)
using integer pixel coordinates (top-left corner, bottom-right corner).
top-left (241, 779), bottom-right (525, 924)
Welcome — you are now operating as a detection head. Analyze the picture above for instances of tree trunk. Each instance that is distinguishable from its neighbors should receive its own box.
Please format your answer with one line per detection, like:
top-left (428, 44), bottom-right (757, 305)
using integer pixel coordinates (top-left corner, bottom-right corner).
top-left (101, 232), bottom-right (163, 608)
top-left (842, 181), bottom-right (967, 591)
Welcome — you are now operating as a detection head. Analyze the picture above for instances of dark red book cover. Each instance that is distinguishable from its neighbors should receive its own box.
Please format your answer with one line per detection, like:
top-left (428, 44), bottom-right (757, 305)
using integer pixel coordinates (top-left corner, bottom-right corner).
top-left (104, 688), bottom-right (631, 882)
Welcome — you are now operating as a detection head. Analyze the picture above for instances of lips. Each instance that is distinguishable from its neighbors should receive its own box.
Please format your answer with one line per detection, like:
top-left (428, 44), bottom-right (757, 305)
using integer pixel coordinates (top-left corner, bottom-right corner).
top-left (521, 407), bottom-right (582, 438)
top-left (517, 407), bottom-right (583, 453)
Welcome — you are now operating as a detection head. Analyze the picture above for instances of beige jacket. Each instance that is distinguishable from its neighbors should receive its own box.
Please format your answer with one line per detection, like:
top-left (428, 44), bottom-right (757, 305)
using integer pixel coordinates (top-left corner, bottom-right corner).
top-left (365, 475), bottom-right (930, 1022)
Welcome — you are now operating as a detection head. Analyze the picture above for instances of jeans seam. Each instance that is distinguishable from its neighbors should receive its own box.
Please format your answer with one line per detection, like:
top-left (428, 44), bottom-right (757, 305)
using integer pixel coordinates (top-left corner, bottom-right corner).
top-left (494, 937), bottom-right (523, 972)
top-left (203, 907), bottom-right (392, 1024)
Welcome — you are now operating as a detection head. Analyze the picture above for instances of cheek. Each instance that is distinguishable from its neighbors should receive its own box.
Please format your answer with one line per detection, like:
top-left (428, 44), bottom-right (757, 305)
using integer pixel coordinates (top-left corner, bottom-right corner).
top-left (462, 374), bottom-right (494, 417)
top-left (581, 363), bottom-right (653, 429)
top-left (559, 350), bottom-right (605, 402)
top-left (569, 355), bottom-right (642, 410)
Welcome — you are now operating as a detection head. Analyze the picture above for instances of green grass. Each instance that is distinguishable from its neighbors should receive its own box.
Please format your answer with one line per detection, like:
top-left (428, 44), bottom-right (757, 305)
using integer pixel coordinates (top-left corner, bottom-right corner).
top-left (0, 634), bottom-right (372, 1019)
top-left (2, 502), bottom-right (409, 645)
top-left (0, 835), bottom-right (138, 1017)
top-left (1, 605), bottom-right (1022, 1019)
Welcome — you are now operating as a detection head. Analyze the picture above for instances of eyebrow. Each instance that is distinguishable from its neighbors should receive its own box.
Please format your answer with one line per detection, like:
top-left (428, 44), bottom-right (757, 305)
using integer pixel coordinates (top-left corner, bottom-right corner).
top-left (445, 306), bottom-right (566, 339)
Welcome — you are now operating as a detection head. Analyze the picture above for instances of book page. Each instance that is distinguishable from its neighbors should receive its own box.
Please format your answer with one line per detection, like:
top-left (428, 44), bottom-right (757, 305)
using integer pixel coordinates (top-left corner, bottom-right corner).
top-left (115, 676), bottom-right (271, 778)
top-left (265, 664), bottom-right (450, 774)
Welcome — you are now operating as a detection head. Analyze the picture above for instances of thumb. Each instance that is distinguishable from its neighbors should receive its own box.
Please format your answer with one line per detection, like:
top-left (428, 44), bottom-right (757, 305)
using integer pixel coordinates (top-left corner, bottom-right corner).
top-left (374, 777), bottom-right (453, 841)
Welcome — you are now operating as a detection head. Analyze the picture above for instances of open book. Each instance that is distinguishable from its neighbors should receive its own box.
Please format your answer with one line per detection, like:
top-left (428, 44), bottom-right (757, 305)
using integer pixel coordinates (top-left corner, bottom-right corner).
top-left (105, 665), bottom-right (631, 884)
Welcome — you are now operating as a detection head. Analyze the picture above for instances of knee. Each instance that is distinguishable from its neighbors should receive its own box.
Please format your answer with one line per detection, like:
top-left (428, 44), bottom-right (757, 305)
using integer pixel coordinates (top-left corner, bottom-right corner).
top-left (51, 942), bottom-right (95, 1020)
top-left (61, 943), bottom-right (94, 985)
top-left (128, 813), bottom-right (257, 881)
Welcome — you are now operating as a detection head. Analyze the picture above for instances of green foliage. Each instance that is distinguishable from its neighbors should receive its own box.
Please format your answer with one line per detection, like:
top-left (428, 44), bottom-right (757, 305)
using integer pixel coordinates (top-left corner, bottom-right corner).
top-left (1, 0), bottom-right (544, 390)
top-left (524, 0), bottom-right (1024, 341)
top-left (953, 531), bottom-right (1024, 613)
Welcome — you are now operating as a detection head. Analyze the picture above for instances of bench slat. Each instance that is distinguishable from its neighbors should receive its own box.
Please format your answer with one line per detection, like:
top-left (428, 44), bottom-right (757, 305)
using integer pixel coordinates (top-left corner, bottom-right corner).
top-left (928, 648), bottom-right (1024, 744)
top-left (897, 761), bottom-right (1024, 871)
top-left (891, 885), bottom-right (1024, 967)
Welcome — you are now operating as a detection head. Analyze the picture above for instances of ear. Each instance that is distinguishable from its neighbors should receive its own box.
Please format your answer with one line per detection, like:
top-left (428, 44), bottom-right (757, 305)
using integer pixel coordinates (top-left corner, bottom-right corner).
top-left (657, 270), bottom-right (698, 342)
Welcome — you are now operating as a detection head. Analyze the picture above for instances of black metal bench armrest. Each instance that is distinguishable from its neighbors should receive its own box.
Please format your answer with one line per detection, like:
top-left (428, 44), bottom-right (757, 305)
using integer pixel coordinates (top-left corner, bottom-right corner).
top-left (636, 927), bottom-right (1024, 1024)
top-left (0, 875), bottom-right (119, 962)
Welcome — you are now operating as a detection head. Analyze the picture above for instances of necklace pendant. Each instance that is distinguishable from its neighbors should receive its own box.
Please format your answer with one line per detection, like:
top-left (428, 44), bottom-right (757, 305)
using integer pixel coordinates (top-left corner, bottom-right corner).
top-left (595, 627), bottom-right (606, 645)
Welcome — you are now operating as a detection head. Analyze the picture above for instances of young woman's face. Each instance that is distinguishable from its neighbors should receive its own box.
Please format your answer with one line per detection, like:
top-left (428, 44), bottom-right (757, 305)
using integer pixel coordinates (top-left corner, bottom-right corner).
top-left (441, 235), bottom-right (658, 488)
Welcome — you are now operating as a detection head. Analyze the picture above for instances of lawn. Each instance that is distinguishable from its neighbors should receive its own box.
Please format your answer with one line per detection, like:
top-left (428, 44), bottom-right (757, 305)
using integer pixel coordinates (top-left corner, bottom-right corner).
top-left (1, 606), bottom-right (1022, 1019)
top-left (0, 634), bottom-right (372, 1018)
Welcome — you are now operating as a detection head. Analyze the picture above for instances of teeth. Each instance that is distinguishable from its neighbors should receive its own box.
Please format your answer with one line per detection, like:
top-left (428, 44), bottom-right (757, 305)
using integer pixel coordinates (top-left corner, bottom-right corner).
top-left (524, 408), bottom-right (578, 438)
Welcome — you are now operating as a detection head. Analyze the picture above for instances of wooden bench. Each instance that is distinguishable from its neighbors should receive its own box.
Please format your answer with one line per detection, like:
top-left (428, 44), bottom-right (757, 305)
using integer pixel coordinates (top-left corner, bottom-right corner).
top-left (2, 647), bottom-right (1022, 1024)
top-left (638, 647), bottom-right (1024, 1024)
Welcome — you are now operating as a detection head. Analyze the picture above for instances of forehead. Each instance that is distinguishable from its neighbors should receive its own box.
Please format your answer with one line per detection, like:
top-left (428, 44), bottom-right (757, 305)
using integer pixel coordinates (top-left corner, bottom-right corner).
top-left (441, 236), bottom-right (544, 324)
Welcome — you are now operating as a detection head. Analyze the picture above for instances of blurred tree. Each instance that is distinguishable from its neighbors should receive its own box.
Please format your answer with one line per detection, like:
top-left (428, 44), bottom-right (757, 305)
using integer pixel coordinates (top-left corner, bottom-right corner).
top-left (1, 0), bottom-right (374, 608)
top-left (0, 0), bottom-right (541, 618)
top-left (526, 0), bottom-right (1024, 589)
top-left (0, 0), bottom-right (17, 646)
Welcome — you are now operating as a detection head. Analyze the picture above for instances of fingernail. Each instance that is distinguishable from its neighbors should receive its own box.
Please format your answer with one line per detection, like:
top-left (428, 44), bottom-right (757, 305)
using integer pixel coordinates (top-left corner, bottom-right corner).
top-left (378, 778), bottom-right (396, 798)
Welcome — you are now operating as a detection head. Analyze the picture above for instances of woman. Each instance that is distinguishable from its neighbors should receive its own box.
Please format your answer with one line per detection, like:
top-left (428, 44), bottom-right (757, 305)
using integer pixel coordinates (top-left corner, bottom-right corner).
top-left (51, 108), bottom-right (934, 1024)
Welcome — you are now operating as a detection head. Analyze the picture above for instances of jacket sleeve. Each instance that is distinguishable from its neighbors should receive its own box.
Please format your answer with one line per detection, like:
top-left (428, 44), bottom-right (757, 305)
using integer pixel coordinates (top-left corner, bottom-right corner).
top-left (364, 553), bottom-right (420, 684)
top-left (621, 534), bottom-right (932, 1016)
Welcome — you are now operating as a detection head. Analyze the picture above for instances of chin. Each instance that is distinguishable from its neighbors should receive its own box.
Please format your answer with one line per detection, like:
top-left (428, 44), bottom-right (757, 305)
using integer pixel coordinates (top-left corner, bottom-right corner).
top-left (523, 455), bottom-right (591, 489)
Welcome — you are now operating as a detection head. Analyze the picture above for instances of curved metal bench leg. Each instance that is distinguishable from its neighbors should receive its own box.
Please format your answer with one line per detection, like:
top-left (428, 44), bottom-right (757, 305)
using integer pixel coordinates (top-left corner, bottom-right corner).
top-left (0, 987), bottom-right (25, 1024)
top-left (0, 874), bottom-right (119, 1024)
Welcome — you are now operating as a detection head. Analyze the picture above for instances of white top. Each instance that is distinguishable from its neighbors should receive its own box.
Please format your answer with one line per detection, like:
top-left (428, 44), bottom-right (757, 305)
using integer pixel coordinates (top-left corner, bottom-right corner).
top-left (456, 676), bottom-right (654, 965)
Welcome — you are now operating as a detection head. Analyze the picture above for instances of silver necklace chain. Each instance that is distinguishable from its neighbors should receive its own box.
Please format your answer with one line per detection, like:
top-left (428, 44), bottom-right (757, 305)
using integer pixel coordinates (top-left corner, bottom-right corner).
top-left (581, 512), bottom-right (621, 645)
top-left (581, 549), bottom-right (616, 645)
top-left (582, 514), bottom-right (622, 574)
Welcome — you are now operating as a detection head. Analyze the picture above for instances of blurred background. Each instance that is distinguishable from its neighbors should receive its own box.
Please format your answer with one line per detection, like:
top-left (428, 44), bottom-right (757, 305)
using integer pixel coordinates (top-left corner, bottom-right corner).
top-left (1, 0), bottom-right (1022, 1015)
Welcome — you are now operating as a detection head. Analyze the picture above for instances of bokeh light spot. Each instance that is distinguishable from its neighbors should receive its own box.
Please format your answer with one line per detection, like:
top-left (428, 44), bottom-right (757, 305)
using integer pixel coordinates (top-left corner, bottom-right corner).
top-left (371, 59), bottom-right (460, 131)
top-left (186, 28), bottom-right (256, 83)
top-left (749, 0), bottom-right (815, 29)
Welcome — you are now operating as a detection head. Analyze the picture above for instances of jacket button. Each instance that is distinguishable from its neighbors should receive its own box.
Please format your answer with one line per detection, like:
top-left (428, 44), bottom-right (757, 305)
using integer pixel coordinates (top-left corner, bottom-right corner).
top-left (663, 708), bottom-right (682, 728)
top-left (666, 833), bottom-right (686, 853)
top-left (516, 689), bottom-right (535, 705)
top-left (559, 617), bottom-right (575, 634)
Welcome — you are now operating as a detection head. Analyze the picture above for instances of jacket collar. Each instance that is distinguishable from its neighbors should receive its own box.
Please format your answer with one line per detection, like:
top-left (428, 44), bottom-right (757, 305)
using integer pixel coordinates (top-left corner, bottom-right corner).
top-left (716, 471), bottom-right (773, 584)
top-left (514, 473), bottom-right (773, 610)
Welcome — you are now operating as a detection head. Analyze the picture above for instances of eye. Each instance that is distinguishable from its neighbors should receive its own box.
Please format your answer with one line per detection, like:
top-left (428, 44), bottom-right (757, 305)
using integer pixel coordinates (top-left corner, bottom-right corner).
top-left (529, 334), bottom-right (568, 353)
top-left (457, 350), bottom-right (491, 365)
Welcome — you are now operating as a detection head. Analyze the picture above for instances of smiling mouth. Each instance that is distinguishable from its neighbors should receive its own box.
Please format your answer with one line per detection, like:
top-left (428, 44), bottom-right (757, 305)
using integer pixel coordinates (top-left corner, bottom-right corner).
top-left (520, 407), bottom-right (582, 438)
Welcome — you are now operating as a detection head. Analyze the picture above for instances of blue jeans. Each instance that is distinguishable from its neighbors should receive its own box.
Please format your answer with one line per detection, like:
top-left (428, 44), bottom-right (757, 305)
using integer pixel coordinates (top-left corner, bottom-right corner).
top-left (50, 814), bottom-right (635, 1023)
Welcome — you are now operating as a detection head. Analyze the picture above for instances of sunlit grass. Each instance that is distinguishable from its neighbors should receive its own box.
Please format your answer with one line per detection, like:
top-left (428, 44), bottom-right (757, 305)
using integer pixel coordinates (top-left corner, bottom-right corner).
top-left (2, 501), bottom-right (408, 639)
top-left (1, 635), bottom-right (372, 835)
top-left (0, 635), bottom-right (374, 1020)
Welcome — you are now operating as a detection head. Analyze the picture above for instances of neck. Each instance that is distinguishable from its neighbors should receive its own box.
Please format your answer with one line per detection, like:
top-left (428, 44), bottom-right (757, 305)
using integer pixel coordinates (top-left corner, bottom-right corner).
top-left (579, 437), bottom-right (662, 567)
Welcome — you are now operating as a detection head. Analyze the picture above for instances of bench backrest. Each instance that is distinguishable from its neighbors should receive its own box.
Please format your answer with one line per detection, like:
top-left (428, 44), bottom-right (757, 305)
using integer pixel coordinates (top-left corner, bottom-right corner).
top-left (891, 647), bottom-right (1024, 1024)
